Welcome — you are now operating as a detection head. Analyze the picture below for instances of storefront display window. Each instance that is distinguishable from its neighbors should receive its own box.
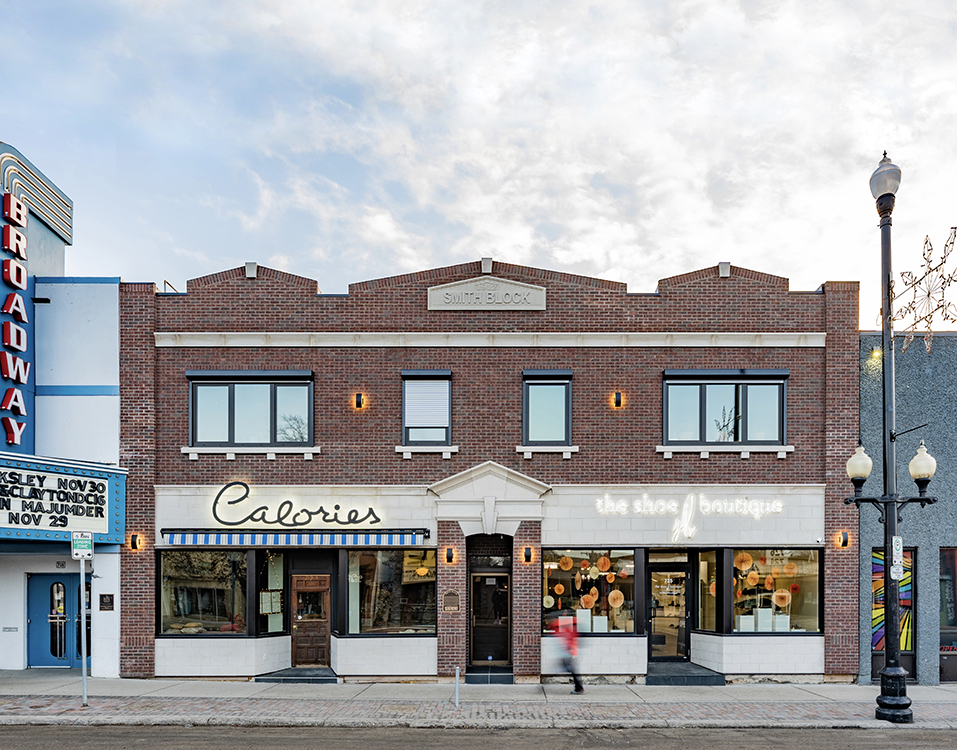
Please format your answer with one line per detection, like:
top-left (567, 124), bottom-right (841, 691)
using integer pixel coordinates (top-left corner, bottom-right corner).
top-left (872, 549), bottom-right (914, 652)
top-left (159, 550), bottom-right (247, 635)
top-left (698, 551), bottom-right (717, 631)
top-left (941, 549), bottom-right (957, 682)
top-left (257, 551), bottom-right (285, 634)
top-left (347, 549), bottom-right (436, 634)
top-left (732, 549), bottom-right (820, 633)
top-left (542, 549), bottom-right (635, 634)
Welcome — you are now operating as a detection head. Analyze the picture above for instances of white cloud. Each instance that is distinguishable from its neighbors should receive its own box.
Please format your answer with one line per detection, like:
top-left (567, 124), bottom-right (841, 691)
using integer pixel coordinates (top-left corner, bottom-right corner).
top-left (357, 208), bottom-right (432, 273)
top-left (6, 0), bottom-right (951, 328)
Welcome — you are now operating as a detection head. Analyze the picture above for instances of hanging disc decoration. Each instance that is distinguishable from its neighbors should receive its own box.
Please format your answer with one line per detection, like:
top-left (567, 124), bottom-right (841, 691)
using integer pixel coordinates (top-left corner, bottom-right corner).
top-left (734, 552), bottom-right (753, 571)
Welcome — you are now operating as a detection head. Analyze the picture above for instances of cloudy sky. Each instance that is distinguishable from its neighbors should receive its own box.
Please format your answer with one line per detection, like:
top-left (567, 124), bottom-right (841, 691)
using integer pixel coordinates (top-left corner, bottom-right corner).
top-left (3, 0), bottom-right (957, 328)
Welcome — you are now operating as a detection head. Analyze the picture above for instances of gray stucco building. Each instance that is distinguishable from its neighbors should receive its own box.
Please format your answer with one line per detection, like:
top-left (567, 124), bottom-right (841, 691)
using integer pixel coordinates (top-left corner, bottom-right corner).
top-left (858, 332), bottom-right (957, 685)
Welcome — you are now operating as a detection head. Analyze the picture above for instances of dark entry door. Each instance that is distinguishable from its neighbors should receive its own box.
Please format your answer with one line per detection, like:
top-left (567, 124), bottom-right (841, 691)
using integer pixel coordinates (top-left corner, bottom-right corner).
top-left (647, 566), bottom-right (690, 661)
top-left (291, 574), bottom-right (330, 666)
top-left (470, 573), bottom-right (510, 665)
top-left (27, 573), bottom-right (91, 668)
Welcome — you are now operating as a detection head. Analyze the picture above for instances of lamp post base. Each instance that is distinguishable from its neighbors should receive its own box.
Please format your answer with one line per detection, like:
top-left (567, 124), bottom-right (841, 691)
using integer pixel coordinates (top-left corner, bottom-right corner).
top-left (875, 706), bottom-right (913, 724)
top-left (875, 667), bottom-right (913, 723)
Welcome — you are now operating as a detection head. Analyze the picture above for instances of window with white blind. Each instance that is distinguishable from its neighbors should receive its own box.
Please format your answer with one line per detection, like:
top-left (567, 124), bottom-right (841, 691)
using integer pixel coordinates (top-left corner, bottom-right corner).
top-left (402, 370), bottom-right (452, 445)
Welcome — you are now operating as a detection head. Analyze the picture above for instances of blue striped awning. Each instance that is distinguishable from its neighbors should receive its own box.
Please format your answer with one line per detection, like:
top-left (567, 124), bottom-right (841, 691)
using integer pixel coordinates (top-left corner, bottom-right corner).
top-left (161, 530), bottom-right (428, 547)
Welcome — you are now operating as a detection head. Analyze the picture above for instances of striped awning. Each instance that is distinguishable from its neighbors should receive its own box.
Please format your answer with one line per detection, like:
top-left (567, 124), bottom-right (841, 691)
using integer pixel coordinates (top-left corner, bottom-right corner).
top-left (161, 529), bottom-right (429, 547)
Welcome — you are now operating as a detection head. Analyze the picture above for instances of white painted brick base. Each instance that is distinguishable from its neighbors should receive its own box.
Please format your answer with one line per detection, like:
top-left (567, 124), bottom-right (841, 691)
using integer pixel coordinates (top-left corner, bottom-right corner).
top-left (541, 635), bottom-right (648, 676)
top-left (691, 632), bottom-right (824, 674)
top-left (155, 636), bottom-right (291, 677)
top-left (332, 636), bottom-right (437, 676)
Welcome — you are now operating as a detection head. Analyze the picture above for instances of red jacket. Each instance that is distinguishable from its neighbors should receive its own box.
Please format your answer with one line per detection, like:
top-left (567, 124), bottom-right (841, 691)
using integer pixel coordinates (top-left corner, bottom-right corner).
top-left (558, 620), bottom-right (579, 658)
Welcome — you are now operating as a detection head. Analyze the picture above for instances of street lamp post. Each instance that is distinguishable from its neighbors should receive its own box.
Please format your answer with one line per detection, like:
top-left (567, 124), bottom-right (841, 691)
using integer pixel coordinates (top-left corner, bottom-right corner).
top-left (844, 153), bottom-right (939, 724)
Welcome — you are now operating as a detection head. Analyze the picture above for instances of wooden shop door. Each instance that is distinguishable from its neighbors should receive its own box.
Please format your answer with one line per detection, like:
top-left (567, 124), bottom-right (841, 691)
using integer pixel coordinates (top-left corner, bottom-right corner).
top-left (291, 574), bottom-right (331, 667)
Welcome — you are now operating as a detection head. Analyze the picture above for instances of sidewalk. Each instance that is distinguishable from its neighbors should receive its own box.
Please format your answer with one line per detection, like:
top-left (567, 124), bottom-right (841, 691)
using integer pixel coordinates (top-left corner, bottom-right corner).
top-left (1, 670), bottom-right (956, 729)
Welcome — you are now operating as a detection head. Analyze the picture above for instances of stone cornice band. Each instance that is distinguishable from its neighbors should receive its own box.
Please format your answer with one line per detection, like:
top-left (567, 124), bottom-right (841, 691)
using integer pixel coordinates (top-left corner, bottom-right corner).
top-left (155, 331), bottom-right (826, 348)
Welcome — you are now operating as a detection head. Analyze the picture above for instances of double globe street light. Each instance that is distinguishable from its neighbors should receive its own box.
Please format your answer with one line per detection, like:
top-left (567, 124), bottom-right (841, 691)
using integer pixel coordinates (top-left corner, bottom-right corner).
top-left (844, 153), bottom-right (939, 724)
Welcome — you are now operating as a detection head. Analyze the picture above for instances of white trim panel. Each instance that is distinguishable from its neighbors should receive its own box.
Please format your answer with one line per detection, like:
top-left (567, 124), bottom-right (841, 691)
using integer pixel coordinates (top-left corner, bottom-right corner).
top-left (155, 332), bottom-right (826, 349)
top-left (396, 446), bottom-right (459, 459)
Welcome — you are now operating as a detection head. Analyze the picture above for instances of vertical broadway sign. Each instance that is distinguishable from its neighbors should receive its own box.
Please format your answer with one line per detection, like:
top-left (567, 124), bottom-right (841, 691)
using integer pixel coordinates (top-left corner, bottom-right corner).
top-left (1, 193), bottom-right (30, 446)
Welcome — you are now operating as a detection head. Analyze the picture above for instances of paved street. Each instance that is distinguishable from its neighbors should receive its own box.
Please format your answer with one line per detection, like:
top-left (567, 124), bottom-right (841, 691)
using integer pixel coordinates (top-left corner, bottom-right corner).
top-left (2, 727), bottom-right (957, 750)
top-left (1, 670), bottom-right (956, 730)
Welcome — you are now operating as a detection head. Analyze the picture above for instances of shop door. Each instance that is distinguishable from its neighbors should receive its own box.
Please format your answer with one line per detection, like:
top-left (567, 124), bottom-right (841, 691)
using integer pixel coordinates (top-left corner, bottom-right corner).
top-left (470, 573), bottom-right (510, 665)
top-left (647, 566), bottom-right (690, 661)
top-left (291, 575), bottom-right (330, 667)
top-left (27, 574), bottom-right (91, 668)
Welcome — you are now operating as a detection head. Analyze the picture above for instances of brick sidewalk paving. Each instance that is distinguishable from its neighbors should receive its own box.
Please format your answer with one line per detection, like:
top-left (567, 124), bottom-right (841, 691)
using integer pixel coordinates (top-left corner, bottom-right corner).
top-left (1, 695), bottom-right (956, 728)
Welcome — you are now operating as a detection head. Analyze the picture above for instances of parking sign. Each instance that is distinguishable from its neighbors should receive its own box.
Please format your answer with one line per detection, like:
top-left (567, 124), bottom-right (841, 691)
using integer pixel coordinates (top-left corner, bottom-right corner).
top-left (892, 535), bottom-right (903, 566)
top-left (71, 531), bottom-right (93, 560)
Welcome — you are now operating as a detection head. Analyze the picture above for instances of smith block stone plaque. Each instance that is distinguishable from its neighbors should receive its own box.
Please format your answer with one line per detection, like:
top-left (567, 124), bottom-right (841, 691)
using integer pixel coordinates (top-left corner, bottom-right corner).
top-left (428, 276), bottom-right (546, 311)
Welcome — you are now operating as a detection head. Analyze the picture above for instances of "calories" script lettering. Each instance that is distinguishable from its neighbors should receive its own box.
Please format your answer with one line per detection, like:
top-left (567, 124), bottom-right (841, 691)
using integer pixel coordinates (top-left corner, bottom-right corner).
top-left (211, 482), bottom-right (382, 528)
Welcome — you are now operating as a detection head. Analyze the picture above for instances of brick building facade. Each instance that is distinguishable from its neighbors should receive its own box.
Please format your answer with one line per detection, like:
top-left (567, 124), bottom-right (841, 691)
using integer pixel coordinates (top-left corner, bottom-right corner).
top-left (119, 259), bottom-right (859, 682)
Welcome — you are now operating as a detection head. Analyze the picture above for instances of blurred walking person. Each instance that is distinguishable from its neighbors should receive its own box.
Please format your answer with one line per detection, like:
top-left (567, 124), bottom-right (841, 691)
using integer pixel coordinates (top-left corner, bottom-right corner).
top-left (558, 615), bottom-right (583, 694)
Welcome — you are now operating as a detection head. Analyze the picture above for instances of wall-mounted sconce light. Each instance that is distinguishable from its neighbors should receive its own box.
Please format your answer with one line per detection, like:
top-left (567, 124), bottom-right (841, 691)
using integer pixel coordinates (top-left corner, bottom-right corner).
top-left (523, 547), bottom-right (532, 563)
top-left (838, 531), bottom-right (849, 548)
top-left (130, 534), bottom-right (140, 550)
top-left (446, 548), bottom-right (454, 564)
top-left (614, 392), bottom-right (622, 408)
top-left (355, 393), bottom-right (364, 409)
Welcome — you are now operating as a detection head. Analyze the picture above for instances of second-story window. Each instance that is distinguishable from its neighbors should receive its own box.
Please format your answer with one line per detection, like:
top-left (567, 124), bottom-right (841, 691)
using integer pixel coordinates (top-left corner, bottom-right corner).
top-left (663, 369), bottom-right (787, 446)
top-left (189, 370), bottom-right (313, 447)
top-left (402, 369), bottom-right (452, 445)
top-left (523, 369), bottom-right (572, 446)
